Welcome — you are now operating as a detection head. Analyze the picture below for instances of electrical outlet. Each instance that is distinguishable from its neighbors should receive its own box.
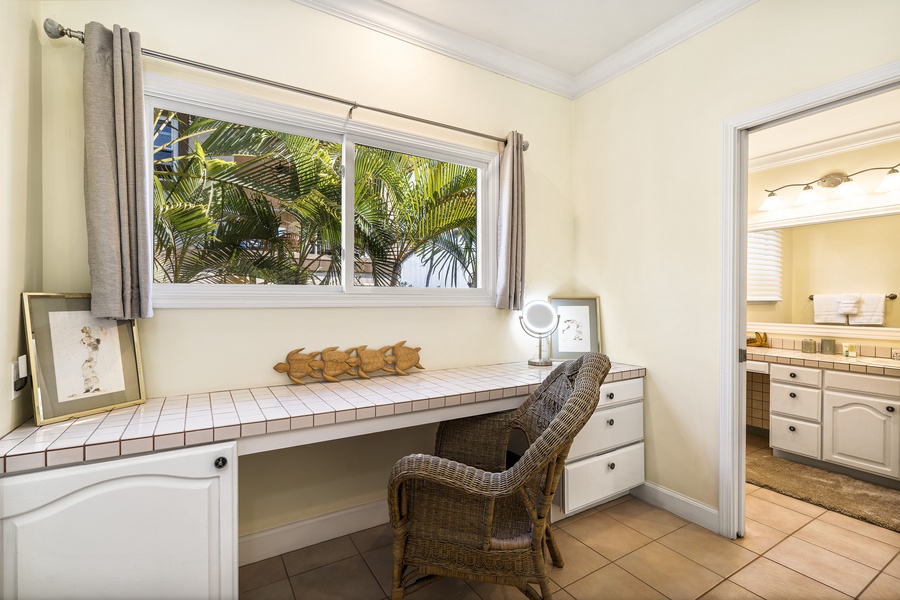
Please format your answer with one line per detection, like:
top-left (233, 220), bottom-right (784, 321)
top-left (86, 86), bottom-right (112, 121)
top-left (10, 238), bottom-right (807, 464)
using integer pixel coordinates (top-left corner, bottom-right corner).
top-left (10, 362), bottom-right (21, 401)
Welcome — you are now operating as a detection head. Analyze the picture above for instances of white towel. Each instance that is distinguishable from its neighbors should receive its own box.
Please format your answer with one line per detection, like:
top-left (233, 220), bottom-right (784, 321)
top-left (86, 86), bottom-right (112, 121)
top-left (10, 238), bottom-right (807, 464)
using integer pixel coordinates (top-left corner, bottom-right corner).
top-left (838, 293), bottom-right (860, 315)
top-left (848, 294), bottom-right (885, 325)
top-left (813, 294), bottom-right (847, 324)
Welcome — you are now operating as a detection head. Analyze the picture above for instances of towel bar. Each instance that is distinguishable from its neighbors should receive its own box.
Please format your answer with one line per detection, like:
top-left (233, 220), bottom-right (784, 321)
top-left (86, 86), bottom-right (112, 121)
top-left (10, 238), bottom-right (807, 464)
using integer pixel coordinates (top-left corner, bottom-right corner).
top-left (808, 294), bottom-right (897, 300)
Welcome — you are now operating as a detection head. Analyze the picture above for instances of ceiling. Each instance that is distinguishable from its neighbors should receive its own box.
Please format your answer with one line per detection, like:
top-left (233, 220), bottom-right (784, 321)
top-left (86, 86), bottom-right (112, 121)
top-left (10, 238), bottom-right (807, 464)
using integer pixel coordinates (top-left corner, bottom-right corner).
top-left (292, 0), bottom-right (758, 98)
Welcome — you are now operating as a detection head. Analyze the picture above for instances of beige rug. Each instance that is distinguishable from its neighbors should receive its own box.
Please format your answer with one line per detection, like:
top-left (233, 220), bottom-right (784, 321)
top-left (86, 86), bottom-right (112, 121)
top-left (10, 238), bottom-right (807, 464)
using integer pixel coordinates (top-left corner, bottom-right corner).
top-left (746, 454), bottom-right (900, 532)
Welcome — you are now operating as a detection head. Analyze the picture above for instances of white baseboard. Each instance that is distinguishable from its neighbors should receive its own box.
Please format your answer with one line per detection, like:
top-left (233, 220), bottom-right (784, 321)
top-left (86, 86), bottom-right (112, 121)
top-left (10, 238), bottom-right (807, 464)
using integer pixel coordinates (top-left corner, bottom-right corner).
top-left (238, 499), bottom-right (389, 566)
top-left (630, 482), bottom-right (720, 533)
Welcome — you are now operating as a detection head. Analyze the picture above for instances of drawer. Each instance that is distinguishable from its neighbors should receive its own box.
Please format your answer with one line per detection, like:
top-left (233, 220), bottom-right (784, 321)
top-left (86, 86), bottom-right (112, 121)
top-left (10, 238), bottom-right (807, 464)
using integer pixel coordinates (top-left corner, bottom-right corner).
top-left (770, 364), bottom-right (821, 388)
top-left (770, 383), bottom-right (821, 421)
top-left (824, 370), bottom-right (900, 397)
top-left (561, 442), bottom-right (644, 514)
top-left (568, 402), bottom-right (643, 462)
top-left (747, 360), bottom-right (769, 374)
top-left (597, 378), bottom-right (643, 408)
top-left (770, 415), bottom-right (821, 459)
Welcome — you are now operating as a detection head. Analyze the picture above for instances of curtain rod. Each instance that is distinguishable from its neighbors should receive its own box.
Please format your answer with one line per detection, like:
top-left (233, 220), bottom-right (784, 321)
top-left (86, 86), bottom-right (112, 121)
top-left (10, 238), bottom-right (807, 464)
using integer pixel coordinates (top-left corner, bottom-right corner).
top-left (43, 18), bottom-right (528, 149)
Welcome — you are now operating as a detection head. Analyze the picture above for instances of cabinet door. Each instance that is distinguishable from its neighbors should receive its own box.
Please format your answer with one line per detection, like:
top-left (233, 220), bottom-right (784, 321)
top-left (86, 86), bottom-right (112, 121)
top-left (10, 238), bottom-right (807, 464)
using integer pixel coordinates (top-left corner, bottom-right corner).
top-left (0, 442), bottom-right (237, 599)
top-left (823, 392), bottom-right (900, 479)
top-left (770, 415), bottom-right (821, 459)
top-left (568, 401), bottom-right (643, 462)
top-left (562, 442), bottom-right (644, 514)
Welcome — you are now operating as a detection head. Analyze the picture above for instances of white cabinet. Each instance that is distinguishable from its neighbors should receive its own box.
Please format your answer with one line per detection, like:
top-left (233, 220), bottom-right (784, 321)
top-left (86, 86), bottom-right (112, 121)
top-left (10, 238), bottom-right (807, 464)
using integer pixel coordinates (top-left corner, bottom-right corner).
top-left (556, 378), bottom-right (644, 516)
top-left (769, 365), bottom-right (823, 459)
top-left (0, 442), bottom-right (238, 600)
top-left (823, 371), bottom-right (900, 479)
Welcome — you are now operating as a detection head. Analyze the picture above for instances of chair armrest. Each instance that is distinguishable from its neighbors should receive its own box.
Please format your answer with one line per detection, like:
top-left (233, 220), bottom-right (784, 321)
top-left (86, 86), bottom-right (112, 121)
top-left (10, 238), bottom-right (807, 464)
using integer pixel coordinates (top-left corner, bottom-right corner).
top-left (388, 453), bottom-right (514, 499)
top-left (434, 409), bottom-right (517, 470)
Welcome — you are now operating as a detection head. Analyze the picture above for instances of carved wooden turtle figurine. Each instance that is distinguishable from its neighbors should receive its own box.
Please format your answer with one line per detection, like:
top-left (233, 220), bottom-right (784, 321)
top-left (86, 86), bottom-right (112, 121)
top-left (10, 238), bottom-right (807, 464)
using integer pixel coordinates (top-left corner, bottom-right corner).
top-left (387, 341), bottom-right (424, 376)
top-left (273, 348), bottom-right (323, 385)
top-left (355, 345), bottom-right (394, 378)
top-left (310, 346), bottom-right (361, 382)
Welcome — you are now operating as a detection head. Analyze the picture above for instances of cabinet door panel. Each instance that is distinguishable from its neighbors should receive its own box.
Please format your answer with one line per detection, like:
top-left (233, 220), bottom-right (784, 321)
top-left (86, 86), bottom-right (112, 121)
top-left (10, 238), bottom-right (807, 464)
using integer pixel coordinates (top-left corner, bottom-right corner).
top-left (770, 415), bottom-right (821, 459)
top-left (823, 392), bottom-right (900, 478)
top-left (569, 401), bottom-right (643, 462)
top-left (771, 383), bottom-right (821, 421)
top-left (0, 442), bottom-right (237, 599)
top-left (770, 364), bottom-right (821, 387)
top-left (562, 443), bottom-right (644, 514)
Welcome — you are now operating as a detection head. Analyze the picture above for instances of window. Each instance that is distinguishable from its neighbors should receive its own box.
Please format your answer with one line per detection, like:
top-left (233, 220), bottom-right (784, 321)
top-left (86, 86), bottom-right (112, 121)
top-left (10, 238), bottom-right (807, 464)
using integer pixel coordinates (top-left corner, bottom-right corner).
top-left (747, 229), bottom-right (782, 302)
top-left (145, 75), bottom-right (497, 308)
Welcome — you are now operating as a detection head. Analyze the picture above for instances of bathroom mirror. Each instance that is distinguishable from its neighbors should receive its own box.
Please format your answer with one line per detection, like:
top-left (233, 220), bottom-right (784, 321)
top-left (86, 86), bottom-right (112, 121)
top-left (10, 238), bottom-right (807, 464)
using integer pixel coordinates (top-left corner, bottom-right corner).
top-left (746, 86), bottom-right (900, 339)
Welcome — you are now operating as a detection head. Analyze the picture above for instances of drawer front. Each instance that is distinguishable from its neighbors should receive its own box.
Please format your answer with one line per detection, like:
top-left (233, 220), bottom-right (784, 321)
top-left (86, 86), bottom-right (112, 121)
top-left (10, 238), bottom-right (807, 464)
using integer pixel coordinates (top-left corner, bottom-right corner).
top-left (562, 443), bottom-right (644, 514)
top-left (569, 402), bottom-right (643, 462)
top-left (597, 378), bottom-right (643, 408)
top-left (770, 383), bottom-right (821, 421)
top-left (824, 370), bottom-right (900, 397)
top-left (770, 364), bottom-right (822, 388)
top-left (770, 415), bottom-right (821, 459)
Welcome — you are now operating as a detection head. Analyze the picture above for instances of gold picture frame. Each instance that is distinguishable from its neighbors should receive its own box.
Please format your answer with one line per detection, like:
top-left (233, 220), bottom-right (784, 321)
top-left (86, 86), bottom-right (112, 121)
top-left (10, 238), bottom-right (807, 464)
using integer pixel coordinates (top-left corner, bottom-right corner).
top-left (549, 296), bottom-right (601, 359)
top-left (22, 293), bottom-right (145, 426)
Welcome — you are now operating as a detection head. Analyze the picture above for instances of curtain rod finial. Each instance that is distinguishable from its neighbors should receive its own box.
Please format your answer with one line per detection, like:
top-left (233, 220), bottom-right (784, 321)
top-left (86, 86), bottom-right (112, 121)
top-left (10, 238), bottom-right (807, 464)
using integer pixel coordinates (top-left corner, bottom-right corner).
top-left (43, 18), bottom-right (64, 39)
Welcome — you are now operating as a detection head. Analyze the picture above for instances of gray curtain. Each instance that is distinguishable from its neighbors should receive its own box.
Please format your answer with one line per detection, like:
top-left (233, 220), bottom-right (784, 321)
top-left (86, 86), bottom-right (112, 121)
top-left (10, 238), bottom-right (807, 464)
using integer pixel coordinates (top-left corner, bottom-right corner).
top-left (496, 131), bottom-right (526, 310)
top-left (83, 21), bottom-right (152, 319)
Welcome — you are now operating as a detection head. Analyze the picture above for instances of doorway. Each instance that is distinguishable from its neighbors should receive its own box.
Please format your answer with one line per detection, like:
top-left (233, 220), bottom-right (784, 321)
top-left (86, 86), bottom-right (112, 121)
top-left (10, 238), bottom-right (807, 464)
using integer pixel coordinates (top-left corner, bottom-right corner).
top-left (718, 60), bottom-right (900, 539)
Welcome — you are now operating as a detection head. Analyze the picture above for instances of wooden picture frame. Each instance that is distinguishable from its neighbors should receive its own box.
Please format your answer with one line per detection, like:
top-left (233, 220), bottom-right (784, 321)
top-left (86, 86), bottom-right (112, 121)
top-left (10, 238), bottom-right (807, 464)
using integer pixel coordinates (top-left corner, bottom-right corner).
top-left (22, 293), bottom-right (146, 425)
top-left (549, 296), bottom-right (601, 359)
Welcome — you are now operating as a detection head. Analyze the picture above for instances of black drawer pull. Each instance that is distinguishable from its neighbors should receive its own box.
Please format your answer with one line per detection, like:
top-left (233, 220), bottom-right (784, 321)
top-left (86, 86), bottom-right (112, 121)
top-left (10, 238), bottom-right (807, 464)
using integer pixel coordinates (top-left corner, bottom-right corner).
top-left (789, 426), bottom-right (796, 432)
top-left (789, 372), bottom-right (797, 378)
top-left (888, 406), bottom-right (896, 413)
top-left (607, 419), bottom-right (615, 426)
top-left (608, 462), bottom-right (616, 470)
top-left (214, 457), bottom-right (228, 469)
top-left (789, 392), bottom-right (797, 398)
top-left (607, 392), bottom-right (615, 400)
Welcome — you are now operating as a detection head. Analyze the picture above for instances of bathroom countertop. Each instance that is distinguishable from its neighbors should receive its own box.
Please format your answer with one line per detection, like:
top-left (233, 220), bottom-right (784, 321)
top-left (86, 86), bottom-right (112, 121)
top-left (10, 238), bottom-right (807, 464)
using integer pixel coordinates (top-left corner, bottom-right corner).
top-left (747, 347), bottom-right (900, 378)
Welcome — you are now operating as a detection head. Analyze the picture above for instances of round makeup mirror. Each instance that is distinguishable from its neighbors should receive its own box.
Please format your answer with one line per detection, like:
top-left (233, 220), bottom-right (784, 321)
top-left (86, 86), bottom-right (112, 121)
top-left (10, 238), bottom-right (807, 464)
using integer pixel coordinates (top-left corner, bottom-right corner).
top-left (520, 300), bottom-right (559, 366)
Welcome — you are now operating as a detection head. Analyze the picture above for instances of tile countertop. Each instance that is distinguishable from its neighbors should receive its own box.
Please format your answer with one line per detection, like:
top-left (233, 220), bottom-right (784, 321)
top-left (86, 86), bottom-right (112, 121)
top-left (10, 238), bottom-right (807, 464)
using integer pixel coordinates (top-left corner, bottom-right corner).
top-left (0, 360), bottom-right (645, 476)
top-left (747, 347), bottom-right (900, 378)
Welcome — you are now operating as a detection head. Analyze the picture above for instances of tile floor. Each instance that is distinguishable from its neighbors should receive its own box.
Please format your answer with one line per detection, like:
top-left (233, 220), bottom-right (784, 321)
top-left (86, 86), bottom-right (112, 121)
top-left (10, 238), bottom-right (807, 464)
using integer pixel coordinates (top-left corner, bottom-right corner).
top-left (240, 435), bottom-right (900, 599)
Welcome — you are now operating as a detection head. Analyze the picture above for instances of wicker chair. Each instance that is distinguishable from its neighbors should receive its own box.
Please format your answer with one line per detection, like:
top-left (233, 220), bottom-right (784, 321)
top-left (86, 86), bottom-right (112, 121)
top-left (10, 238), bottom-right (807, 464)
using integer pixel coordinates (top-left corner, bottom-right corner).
top-left (388, 352), bottom-right (612, 599)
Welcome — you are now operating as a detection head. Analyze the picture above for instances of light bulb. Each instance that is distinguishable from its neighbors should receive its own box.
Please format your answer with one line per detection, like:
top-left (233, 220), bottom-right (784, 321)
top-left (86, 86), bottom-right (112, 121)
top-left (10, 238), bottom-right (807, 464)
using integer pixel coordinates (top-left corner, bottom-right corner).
top-left (876, 168), bottom-right (900, 193)
top-left (759, 191), bottom-right (783, 211)
top-left (833, 177), bottom-right (864, 199)
top-left (793, 185), bottom-right (820, 206)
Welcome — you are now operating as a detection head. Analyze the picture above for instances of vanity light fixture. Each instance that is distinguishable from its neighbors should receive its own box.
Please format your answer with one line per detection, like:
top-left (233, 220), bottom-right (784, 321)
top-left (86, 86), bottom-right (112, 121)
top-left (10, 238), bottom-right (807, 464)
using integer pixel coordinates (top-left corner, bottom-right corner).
top-left (760, 160), bottom-right (900, 210)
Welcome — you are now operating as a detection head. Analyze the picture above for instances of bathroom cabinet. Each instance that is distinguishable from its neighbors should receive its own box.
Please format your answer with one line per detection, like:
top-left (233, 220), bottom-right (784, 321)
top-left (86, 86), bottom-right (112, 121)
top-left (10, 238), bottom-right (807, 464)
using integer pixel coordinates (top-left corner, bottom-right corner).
top-left (0, 442), bottom-right (237, 599)
top-left (769, 364), bottom-right (823, 459)
top-left (555, 377), bottom-right (645, 516)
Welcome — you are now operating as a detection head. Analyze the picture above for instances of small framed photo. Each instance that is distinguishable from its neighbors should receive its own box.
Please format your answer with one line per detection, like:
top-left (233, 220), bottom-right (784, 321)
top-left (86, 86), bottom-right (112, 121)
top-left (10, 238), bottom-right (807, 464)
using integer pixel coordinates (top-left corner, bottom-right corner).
top-left (549, 296), bottom-right (601, 359)
top-left (23, 293), bottom-right (145, 426)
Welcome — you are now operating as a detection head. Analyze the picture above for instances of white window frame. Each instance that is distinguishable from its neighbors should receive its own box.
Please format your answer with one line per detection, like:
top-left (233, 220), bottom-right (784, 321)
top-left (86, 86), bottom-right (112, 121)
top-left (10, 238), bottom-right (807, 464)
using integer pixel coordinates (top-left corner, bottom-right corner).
top-left (747, 229), bottom-right (782, 302)
top-left (144, 74), bottom-right (498, 308)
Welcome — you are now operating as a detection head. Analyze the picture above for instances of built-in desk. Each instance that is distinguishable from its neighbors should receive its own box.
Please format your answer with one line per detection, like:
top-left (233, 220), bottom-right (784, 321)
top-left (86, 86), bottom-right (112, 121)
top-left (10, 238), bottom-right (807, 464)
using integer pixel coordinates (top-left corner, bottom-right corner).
top-left (0, 360), bottom-right (645, 598)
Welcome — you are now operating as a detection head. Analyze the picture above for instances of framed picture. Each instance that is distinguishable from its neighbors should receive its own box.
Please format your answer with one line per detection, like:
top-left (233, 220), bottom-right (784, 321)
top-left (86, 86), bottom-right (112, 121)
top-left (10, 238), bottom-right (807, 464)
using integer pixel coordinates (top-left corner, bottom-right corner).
top-left (549, 296), bottom-right (601, 359)
top-left (22, 293), bottom-right (145, 426)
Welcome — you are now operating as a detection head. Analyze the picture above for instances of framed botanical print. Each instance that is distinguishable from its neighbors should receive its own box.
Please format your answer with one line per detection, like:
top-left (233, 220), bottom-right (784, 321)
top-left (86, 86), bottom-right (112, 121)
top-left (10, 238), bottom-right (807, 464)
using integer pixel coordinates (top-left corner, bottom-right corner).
top-left (549, 296), bottom-right (601, 359)
top-left (22, 293), bottom-right (145, 425)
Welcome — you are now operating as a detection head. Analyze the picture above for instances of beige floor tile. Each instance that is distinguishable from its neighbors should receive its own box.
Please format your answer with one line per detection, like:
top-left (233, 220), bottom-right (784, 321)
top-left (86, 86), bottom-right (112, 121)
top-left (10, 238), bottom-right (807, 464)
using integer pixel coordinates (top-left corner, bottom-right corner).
top-left (560, 510), bottom-right (652, 561)
top-left (350, 523), bottom-right (393, 554)
top-left (554, 507), bottom-right (599, 528)
top-left (700, 579), bottom-right (763, 600)
top-left (729, 557), bottom-right (852, 600)
top-left (657, 523), bottom-right (757, 577)
top-left (858, 572), bottom-right (900, 600)
top-left (749, 488), bottom-right (826, 518)
top-left (468, 579), bottom-right (559, 599)
top-left (746, 435), bottom-right (769, 449)
top-left (794, 519), bottom-right (898, 569)
top-left (361, 544), bottom-right (393, 596)
top-left (399, 576), bottom-right (482, 600)
top-left (745, 495), bottom-right (814, 534)
top-left (565, 563), bottom-right (666, 600)
top-left (885, 553), bottom-right (900, 579)
top-left (818, 511), bottom-right (900, 548)
top-left (764, 536), bottom-right (878, 597)
top-left (545, 528), bottom-right (610, 588)
top-left (731, 518), bottom-right (788, 555)
top-left (602, 498), bottom-right (688, 539)
top-left (239, 578), bottom-right (295, 600)
top-left (595, 494), bottom-right (634, 511)
top-left (746, 448), bottom-right (773, 459)
top-left (282, 535), bottom-right (358, 576)
top-left (288, 555), bottom-right (384, 600)
top-left (239, 556), bottom-right (288, 593)
top-left (745, 482), bottom-right (760, 494)
top-left (615, 542), bottom-right (722, 600)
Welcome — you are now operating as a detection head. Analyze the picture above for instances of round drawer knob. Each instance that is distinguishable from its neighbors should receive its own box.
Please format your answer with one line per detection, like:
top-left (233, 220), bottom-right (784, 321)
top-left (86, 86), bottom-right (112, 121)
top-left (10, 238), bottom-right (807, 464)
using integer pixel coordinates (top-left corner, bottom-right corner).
top-left (888, 406), bottom-right (896, 413)
top-left (789, 372), bottom-right (797, 378)
top-left (608, 462), bottom-right (616, 470)
top-left (214, 457), bottom-right (228, 469)
top-left (607, 419), bottom-right (615, 426)
top-left (789, 392), bottom-right (797, 398)
top-left (789, 426), bottom-right (796, 432)
top-left (607, 392), bottom-right (615, 400)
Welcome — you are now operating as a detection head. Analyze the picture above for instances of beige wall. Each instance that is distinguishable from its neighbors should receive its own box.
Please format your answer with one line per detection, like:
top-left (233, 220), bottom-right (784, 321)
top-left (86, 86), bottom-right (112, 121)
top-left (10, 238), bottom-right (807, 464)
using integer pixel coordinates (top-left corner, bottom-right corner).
top-left (1, 1), bottom-right (43, 435)
top-left (37, 0), bottom-right (575, 534)
top-left (572, 0), bottom-right (900, 507)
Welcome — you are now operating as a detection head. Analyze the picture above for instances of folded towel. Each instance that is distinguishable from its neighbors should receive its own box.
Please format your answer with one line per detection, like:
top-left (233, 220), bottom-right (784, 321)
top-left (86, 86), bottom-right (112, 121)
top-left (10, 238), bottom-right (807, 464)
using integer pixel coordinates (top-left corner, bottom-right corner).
top-left (813, 294), bottom-right (848, 324)
top-left (848, 294), bottom-right (885, 325)
top-left (837, 293), bottom-right (860, 315)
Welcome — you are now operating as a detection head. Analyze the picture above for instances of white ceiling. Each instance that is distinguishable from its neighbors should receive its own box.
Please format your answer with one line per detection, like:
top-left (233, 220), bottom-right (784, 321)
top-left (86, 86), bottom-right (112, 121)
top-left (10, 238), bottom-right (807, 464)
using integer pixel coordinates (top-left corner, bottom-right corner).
top-left (292, 0), bottom-right (758, 98)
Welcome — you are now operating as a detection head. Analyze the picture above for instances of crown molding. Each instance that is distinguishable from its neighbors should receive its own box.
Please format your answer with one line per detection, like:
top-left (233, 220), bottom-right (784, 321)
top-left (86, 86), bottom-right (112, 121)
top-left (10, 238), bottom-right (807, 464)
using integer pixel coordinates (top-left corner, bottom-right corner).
top-left (292, 0), bottom-right (758, 99)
